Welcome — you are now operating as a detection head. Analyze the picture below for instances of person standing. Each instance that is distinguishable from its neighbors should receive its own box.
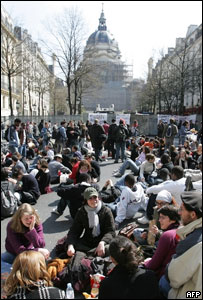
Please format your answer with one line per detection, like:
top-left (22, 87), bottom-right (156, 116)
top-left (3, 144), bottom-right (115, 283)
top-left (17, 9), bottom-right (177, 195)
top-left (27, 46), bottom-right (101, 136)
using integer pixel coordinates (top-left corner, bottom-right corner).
top-left (90, 119), bottom-right (106, 162)
top-left (108, 119), bottom-right (117, 159)
top-left (40, 122), bottom-right (52, 150)
top-left (55, 121), bottom-right (67, 153)
top-left (8, 118), bottom-right (21, 154)
top-left (157, 120), bottom-right (165, 138)
top-left (114, 119), bottom-right (129, 163)
top-left (163, 118), bottom-right (178, 149)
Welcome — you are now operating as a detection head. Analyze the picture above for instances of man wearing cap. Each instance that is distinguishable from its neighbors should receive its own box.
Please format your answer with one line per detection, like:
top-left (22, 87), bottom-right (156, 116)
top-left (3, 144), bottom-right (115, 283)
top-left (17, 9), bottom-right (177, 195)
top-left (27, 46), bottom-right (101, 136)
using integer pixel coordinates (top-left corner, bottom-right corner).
top-left (65, 187), bottom-right (115, 257)
top-left (160, 190), bottom-right (202, 299)
top-left (48, 154), bottom-right (71, 184)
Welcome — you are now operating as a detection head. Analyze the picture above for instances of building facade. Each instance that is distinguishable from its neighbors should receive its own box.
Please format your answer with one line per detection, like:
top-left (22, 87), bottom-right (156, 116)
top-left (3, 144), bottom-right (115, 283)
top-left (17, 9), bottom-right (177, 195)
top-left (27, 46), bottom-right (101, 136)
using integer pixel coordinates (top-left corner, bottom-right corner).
top-left (82, 8), bottom-right (133, 112)
top-left (150, 24), bottom-right (202, 115)
top-left (1, 5), bottom-right (51, 117)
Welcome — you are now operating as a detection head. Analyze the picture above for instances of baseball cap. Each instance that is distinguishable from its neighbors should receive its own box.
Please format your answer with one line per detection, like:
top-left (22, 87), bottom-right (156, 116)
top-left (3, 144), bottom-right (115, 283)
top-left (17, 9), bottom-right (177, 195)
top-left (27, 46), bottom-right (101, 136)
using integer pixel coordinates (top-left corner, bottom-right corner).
top-left (83, 187), bottom-right (98, 200)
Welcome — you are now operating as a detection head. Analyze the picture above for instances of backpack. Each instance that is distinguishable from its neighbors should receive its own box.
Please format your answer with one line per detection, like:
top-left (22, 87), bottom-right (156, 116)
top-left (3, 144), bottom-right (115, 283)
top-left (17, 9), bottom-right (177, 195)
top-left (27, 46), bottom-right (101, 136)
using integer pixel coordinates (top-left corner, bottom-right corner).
top-left (1, 186), bottom-right (19, 218)
top-left (52, 128), bottom-right (58, 139)
top-left (4, 127), bottom-right (10, 142)
top-left (55, 128), bottom-right (63, 141)
top-left (116, 126), bottom-right (126, 142)
top-left (166, 125), bottom-right (172, 137)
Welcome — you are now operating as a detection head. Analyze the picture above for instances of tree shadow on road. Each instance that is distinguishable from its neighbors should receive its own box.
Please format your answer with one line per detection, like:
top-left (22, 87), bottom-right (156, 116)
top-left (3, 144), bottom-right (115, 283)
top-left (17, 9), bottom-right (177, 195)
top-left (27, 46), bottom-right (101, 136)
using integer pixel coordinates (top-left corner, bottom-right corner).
top-left (42, 214), bottom-right (72, 234)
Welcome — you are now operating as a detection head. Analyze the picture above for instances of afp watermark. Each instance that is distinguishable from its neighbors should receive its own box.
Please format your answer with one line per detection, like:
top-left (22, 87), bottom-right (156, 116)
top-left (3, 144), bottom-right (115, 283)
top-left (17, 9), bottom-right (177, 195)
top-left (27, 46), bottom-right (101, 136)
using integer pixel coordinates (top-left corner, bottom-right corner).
top-left (186, 291), bottom-right (201, 298)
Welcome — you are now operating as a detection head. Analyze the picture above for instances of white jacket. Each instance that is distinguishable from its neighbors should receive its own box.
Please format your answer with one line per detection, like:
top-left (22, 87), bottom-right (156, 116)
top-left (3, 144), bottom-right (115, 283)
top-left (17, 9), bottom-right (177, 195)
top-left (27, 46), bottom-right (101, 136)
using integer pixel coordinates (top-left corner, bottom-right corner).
top-left (115, 184), bottom-right (147, 224)
top-left (168, 218), bottom-right (202, 299)
top-left (146, 178), bottom-right (202, 206)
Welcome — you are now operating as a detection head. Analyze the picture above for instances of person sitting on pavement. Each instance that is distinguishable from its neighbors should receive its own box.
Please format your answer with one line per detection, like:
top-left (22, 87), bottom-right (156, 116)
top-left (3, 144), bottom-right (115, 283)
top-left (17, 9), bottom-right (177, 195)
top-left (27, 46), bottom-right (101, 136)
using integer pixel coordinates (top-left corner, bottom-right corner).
top-left (52, 173), bottom-right (100, 218)
top-left (48, 154), bottom-right (71, 184)
top-left (138, 153), bottom-right (156, 186)
top-left (75, 159), bottom-right (99, 183)
top-left (35, 159), bottom-right (51, 195)
top-left (159, 190), bottom-right (202, 299)
top-left (99, 179), bottom-right (122, 204)
top-left (113, 145), bottom-right (150, 179)
top-left (1, 203), bottom-right (50, 265)
top-left (64, 187), bottom-right (116, 257)
top-left (133, 190), bottom-right (178, 245)
top-left (110, 174), bottom-right (147, 229)
top-left (144, 166), bottom-right (202, 207)
top-left (98, 235), bottom-right (161, 299)
top-left (9, 154), bottom-right (27, 176)
top-left (71, 144), bottom-right (83, 161)
top-left (45, 143), bottom-right (55, 161)
top-left (84, 153), bottom-right (101, 182)
top-left (174, 148), bottom-right (196, 169)
top-left (3, 251), bottom-right (65, 299)
top-left (9, 167), bottom-right (40, 205)
top-left (143, 205), bottom-right (180, 280)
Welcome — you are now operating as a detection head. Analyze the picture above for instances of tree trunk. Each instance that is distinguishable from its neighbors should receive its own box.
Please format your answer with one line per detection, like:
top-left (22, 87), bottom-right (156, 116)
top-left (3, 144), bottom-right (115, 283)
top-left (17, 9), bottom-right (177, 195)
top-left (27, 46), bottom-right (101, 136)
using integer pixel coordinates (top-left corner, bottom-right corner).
top-left (8, 73), bottom-right (14, 116)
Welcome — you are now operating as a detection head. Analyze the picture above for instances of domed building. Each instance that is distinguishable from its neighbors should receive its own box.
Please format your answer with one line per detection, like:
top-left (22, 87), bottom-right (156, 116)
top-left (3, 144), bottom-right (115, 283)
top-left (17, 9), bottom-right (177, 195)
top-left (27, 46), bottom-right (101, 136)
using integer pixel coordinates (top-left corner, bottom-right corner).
top-left (82, 8), bottom-right (133, 112)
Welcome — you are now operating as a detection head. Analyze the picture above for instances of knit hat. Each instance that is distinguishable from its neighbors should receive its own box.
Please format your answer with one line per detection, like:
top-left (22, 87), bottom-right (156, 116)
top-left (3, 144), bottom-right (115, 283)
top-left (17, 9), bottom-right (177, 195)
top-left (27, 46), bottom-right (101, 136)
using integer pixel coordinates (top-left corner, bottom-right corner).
top-left (181, 190), bottom-right (202, 214)
top-left (156, 190), bottom-right (172, 203)
top-left (83, 187), bottom-right (98, 200)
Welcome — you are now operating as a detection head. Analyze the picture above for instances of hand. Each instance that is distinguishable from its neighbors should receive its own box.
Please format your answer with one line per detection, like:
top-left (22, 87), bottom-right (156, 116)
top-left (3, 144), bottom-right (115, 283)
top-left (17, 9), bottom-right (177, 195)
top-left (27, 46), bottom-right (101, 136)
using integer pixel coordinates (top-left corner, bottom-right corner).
top-left (38, 248), bottom-right (50, 260)
top-left (141, 178), bottom-right (145, 182)
top-left (95, 241), bottom-right (105, 257)
top-left (150, 225), bottom-right (159, 236)
top-left (8, 178), bottom-right (17, 184)
top-left (67, 244), bottom-right (75, 257)
top-left (104, 180), bottom-right (110, 187)
top-left (29, 215), bottom-right (36, 231)
top-left (109, 179), bottom-right (113, 187)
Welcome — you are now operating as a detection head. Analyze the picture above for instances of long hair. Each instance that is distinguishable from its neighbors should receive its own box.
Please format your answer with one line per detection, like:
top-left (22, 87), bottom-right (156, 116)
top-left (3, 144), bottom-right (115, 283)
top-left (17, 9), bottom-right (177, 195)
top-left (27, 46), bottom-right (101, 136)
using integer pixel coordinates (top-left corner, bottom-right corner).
top-left (4, 251), bottom-right (52, 296)
top-left (78, 159), bottom-right (92, 172)
top-left (10, 203), bottom-right (40, 233)
top-left (109, 236), bottom-right (144, 274)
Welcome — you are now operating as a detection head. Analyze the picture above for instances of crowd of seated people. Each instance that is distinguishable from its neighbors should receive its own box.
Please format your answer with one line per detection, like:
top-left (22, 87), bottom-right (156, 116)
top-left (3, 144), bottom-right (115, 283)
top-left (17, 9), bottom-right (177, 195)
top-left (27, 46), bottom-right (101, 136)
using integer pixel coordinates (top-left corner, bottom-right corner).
top-left (1, 117), bottom-right (202, 299)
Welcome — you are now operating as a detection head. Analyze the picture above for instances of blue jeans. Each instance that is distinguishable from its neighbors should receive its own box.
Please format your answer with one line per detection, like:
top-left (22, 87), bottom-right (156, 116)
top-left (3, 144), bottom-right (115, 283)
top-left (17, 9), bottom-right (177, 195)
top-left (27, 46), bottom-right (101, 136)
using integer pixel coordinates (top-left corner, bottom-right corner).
top-left (115, 142), bottom-right (126, 161)
top-left (18, 144), bottom-right (27, 157)
top-left (119, 158), bottom-right (140, 176)
top-left (159, 275), bottom-right (171, 298)
top-left (2, 251), bottom-right (16, 264)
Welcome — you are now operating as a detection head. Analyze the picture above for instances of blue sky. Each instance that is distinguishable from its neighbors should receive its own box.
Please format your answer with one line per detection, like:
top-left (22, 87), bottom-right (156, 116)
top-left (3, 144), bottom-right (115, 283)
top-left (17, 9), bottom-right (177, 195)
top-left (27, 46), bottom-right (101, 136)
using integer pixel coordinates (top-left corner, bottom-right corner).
top-left (2, 1), bottom-right (202, 79)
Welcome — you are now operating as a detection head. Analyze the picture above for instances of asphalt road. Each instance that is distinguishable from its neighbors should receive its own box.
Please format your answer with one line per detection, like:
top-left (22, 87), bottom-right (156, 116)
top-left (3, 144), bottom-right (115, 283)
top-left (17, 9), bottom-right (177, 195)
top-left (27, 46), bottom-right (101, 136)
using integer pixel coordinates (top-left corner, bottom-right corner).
top-left (1, 158), bottom-right (138, 258)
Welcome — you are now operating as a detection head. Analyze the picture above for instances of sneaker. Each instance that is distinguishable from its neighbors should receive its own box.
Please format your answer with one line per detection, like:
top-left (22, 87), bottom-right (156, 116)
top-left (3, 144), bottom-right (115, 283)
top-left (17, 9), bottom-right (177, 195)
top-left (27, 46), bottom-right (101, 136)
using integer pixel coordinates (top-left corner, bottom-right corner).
top-left (114, 172), bottom-right (122, 178)
top-left (112, 169), bottom-right (119, 174)
top-left (52, 208), bottom-right (62, 216)
top-left (137, 216), bottom-right (149, 225)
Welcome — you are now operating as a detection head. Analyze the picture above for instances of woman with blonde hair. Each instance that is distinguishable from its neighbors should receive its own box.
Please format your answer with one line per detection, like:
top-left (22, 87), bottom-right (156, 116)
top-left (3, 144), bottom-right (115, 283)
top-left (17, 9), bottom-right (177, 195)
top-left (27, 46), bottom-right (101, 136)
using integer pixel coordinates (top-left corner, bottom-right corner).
top-left (4, 251), bottom-right (65, 299)
top-left (2, 203), bottom-right (49, 264)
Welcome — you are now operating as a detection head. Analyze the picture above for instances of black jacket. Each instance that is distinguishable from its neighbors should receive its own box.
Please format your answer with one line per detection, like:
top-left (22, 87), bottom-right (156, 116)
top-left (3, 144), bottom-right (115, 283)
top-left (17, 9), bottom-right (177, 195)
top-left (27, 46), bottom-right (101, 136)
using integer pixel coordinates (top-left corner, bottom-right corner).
top-left (90, 124), bottom-right (106, 148)
top-left (65, 204), bottom-right (116, 249)
top-left (57, 182), bottom-right (99, 218)
top-left (22, 174), bottom-right (40, 200)
top-left (99, 186), bottom-right (121, 203)
top-left (99, 265), bottom-right (161, 299)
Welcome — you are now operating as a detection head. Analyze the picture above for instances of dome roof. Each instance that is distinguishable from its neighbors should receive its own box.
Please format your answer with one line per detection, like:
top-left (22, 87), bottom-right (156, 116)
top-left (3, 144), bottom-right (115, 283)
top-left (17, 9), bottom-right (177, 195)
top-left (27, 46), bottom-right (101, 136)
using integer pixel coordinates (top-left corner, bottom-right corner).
top-left (87, 30), bottom-right (118, 46)
top-left (84, 7), bottom-right (121, 60)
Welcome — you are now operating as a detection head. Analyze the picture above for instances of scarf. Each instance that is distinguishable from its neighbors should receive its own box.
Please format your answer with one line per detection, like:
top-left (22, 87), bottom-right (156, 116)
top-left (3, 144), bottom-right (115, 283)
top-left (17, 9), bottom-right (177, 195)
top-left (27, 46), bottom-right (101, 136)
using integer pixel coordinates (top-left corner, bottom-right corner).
top-left (84, 200), bottom-right (102, 237)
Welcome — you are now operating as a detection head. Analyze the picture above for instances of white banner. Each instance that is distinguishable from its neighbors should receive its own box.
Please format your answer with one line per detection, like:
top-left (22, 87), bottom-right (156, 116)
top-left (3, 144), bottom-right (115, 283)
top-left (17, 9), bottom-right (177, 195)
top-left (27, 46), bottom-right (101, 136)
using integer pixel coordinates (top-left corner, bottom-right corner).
top-left (116, 114), bottom-right (131, 125)
top-left (88, 113), bottom-right (107, 125)
top-left (157, 114), bottom-right (196, 124)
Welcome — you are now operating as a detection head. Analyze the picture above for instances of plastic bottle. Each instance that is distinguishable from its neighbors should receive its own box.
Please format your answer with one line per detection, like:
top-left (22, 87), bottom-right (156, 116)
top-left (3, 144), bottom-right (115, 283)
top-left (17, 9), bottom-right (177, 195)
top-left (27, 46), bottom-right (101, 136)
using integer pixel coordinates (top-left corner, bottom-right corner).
top-left (66, 282), bottom-right (74, 299)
